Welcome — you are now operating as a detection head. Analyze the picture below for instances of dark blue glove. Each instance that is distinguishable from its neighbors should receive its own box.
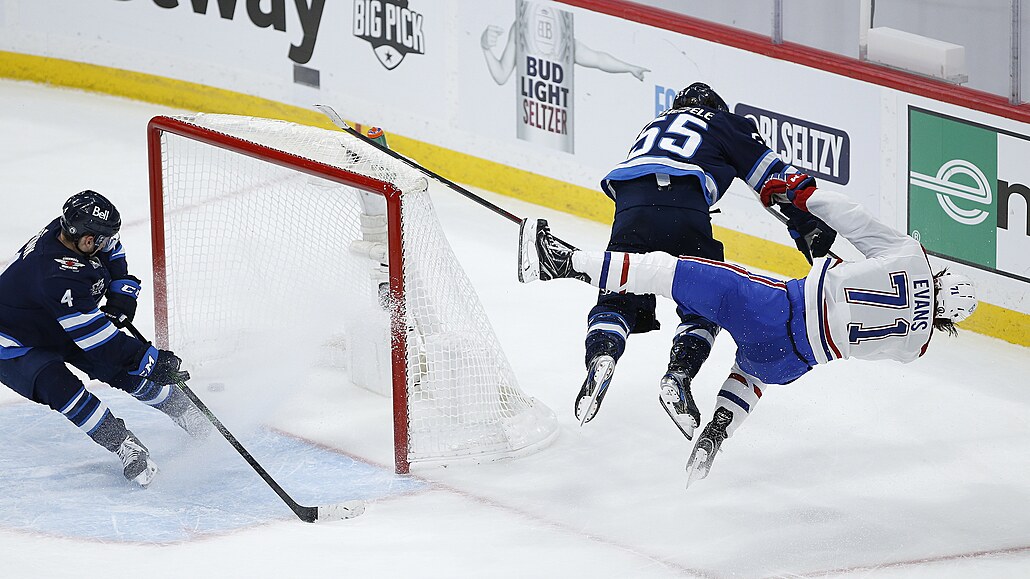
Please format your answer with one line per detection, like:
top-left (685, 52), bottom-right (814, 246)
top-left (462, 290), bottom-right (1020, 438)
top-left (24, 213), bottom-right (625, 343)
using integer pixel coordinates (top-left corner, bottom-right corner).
top-left (150, 349), bottom-right (190, 385)
top-left (129, 346), bottom-right (190, 385)
top-left (780, 204), bottom-right (837, 264)
top-left (102, 275), bottom-right (140, 328)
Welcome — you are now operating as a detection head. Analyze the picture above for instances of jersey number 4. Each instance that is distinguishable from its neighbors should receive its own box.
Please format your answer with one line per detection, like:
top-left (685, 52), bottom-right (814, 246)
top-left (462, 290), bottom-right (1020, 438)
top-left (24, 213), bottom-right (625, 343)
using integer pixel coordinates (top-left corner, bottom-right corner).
top-left (844, 272), bottom-right (910, 343)
top-left (61, 289), bottom-right (74, 308)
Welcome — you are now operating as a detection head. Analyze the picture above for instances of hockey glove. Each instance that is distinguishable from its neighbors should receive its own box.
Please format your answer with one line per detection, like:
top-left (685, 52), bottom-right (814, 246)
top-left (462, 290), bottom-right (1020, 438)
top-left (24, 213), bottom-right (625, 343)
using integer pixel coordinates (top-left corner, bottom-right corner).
top-left (102, 275), bottom-right (141, 328)
top-left (781, 204), bottom-right (837, 264)
top-left (149, 350), bottom-right (191, 385)
top-left (759, 173), bottom-right (817, 211)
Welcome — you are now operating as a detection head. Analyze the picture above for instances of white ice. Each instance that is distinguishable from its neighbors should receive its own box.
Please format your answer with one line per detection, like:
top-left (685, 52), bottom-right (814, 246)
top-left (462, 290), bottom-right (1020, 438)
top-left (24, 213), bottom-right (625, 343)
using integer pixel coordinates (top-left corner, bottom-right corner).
top-left (0, 80), bottom-right (1028, 578)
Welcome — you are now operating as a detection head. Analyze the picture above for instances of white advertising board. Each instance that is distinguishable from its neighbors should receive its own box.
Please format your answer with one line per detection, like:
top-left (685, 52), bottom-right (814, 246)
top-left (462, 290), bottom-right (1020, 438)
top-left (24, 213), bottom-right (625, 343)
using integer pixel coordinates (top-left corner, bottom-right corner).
top-left (0, 0), bottom-right (1026, 316)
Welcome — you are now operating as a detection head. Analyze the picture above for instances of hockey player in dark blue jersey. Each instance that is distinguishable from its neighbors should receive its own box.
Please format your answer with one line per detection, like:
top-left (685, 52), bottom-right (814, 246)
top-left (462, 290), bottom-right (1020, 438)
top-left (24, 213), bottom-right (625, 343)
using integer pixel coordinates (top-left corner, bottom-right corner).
top-left (518, 174), bottom-right (977, 486)
top-left (577, 82), bottom-right (838, 439)
top-left (0, 191), bottom-right (209, 488)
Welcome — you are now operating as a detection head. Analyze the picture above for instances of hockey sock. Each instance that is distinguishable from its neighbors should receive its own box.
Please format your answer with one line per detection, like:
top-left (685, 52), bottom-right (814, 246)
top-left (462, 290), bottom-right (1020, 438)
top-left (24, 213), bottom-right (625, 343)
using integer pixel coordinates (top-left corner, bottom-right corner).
top-left (152, 386), bottom-right (192, 418)
top-left (572, 251), bottom-right (678, 298)
top-left (715, 365), bottom-right (765, 437)
top-left (87, 412), bottom-right (130, 452)
top-left (36, 362), bottom-right (115, 444)
top-left (130, 379), bottom-right (173, 408)
top-left (584, 311), bottom-right (629, 366)
top-left (669, 321), bottom-right (719, 376)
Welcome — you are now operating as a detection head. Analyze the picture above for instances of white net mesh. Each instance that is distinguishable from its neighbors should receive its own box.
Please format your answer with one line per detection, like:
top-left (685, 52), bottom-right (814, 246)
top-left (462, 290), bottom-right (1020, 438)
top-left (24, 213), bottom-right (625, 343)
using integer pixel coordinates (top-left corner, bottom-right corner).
top-left (154, 113), bottom-right (557, 467)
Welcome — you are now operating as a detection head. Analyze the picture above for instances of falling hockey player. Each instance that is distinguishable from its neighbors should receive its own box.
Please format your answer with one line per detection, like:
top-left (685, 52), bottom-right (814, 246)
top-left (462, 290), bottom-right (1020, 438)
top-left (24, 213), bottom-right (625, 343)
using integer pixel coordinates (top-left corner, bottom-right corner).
top-left (517, 174), bottom-right (977, 486)
top-left (0, 191), bottom-right (209, 488)
top-left (571, 82), bottom-right (836, 440)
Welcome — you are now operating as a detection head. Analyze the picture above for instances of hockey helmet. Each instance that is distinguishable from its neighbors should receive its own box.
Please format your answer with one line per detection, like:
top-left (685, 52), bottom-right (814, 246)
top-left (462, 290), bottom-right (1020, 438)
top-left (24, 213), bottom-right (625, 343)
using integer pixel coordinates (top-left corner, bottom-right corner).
top-left (934, 271), bottom-right (977, 323)
top-left (60, 190), bottom-right (121, 247)
top-left (673, 82), bottom-right (729, 112)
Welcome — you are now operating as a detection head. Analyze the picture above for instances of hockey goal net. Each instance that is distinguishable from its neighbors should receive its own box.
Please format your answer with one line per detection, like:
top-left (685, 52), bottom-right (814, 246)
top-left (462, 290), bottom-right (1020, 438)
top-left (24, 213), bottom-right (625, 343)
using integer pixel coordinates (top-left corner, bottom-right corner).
top-left (147, 113), bottom-right (557, 473)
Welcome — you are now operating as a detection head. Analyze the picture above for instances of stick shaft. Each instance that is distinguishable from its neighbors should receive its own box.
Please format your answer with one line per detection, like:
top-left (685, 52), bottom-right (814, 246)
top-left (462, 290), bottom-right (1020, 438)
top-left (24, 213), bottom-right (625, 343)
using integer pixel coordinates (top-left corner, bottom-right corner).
top-left (754, 195), bottom-right (842, 261)
top-left (315, 105), bottom-right (524, 224)
top-left (125, 322), bottom-right (318, 522)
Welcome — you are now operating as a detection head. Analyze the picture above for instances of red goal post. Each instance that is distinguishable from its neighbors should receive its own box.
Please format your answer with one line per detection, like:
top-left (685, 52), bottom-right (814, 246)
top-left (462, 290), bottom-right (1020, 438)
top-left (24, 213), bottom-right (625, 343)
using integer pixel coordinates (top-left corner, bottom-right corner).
top-left (147, 114), bottom-right (558, 473)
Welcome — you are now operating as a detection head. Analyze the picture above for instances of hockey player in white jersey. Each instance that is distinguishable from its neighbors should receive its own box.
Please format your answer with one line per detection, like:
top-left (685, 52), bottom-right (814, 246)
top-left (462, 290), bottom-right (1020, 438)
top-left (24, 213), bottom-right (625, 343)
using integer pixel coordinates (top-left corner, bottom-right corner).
top-left (517, 173), bottom-right (977, 487)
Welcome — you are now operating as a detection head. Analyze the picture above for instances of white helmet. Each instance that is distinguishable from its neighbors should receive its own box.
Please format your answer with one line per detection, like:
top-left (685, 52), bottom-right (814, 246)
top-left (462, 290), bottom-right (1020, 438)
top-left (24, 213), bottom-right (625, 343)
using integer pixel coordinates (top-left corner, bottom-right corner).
top-left (934, 271), bottom-right (977, 322)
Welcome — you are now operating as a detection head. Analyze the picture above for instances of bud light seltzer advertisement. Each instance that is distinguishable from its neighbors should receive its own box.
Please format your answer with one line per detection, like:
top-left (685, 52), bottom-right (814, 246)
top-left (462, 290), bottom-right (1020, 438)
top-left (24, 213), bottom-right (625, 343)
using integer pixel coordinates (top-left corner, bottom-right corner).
top-left (514, 0), bottom-right (574, 152)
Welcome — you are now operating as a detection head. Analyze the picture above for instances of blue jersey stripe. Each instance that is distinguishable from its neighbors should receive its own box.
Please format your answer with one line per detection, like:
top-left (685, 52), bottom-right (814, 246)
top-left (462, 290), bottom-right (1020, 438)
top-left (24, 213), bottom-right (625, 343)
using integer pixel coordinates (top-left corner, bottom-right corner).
top-left (59, 309), bottom-right (104, 331)
top-left (59, 386), bottom-right (87, 415)
top-left (599, 252), bottom-right (612, 291)
top-left (77, 322), bottom-right (119, 351)
top-left (814, 259), bottom-right (835, 361)
top-left (745, 151), bottom-right (780, 190)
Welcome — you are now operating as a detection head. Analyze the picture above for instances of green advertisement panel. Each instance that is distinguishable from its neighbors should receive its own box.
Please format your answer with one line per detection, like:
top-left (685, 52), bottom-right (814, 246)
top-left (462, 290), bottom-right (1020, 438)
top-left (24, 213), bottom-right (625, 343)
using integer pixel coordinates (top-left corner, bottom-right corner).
top-left (908, 109), bottom-right (997, 268)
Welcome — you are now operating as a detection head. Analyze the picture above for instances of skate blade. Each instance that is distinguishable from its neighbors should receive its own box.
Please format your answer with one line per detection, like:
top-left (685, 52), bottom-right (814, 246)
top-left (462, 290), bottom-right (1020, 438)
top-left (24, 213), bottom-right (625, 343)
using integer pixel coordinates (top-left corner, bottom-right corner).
top-left (577, 357), bottom-right (614, 426)
top-left (659, 393), bottom-right (696, 440)
top-left (685, 449), bottom-right (709, 489)
top-left (517, 218), bottom-right (539, 283)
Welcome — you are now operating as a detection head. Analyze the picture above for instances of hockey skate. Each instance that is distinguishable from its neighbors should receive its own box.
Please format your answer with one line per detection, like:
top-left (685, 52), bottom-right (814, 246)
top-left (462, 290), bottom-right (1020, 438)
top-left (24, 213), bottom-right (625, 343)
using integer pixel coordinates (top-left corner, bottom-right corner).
top-left (518, 218), bottom-right (587, 283)
top-left (659, 369), bottom-right (701, 440)
top-left (685, 407), bottom-right (732, 488)
top-left (574, 354), bottom-right (616, 426)
top-left (117, 433), bottom-right (158, 488)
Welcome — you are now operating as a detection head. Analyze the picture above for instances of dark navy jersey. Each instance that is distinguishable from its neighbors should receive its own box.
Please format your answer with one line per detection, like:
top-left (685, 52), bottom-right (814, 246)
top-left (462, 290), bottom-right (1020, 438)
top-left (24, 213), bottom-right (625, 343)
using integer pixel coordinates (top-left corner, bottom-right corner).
top-left (602, 105), bottom-right (794, 206)
top-left (0, 218), bottom-right (148, 373)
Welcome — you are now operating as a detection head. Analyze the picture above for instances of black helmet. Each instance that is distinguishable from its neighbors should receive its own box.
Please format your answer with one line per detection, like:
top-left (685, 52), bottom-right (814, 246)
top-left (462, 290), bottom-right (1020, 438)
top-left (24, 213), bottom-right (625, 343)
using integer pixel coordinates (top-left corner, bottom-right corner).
top-left (60, 190), bottom-right (121, 242)
top-left (672, 82), bottom-right (729, 112)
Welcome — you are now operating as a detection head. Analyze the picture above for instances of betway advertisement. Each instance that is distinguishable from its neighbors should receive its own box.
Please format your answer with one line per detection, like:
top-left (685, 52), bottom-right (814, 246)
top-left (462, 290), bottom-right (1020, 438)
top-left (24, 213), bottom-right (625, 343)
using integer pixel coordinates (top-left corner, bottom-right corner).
top-left (0, 0), bottom-right (1025, 314)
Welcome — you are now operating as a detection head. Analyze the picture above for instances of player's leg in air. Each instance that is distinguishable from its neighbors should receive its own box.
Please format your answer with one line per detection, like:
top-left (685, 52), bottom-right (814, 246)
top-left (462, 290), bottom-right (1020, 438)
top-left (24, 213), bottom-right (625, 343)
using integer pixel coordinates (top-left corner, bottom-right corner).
top-left (0, 349), bottom-right (158, 487)
top-left (684, 365), bottom-right (766, 487)
top-left (519, 218), bottom-right (814, 486)
top-left (655, 206), bottom-right (725, 438)
top-left (570, 200), bottom-right (724, 430)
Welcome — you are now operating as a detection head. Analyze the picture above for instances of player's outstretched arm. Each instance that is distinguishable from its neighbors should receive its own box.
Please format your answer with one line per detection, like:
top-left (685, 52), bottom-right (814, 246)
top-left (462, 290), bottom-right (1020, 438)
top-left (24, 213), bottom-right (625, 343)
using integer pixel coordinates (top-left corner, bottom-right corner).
top-left (762, 176), bottom-right (915, 260)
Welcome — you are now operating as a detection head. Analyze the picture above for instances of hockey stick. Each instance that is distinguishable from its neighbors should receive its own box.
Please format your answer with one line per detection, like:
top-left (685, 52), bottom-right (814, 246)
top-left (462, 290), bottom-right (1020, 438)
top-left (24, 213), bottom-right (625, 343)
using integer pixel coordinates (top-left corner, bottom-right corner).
top-left (314, 104), bottom-right (580, 248)
top-left (751, 191), bottom-right (842, 261)
top-left (124, 322), bottom-right (365, 522)
top-left (314, 104), bottom-right (522, 224)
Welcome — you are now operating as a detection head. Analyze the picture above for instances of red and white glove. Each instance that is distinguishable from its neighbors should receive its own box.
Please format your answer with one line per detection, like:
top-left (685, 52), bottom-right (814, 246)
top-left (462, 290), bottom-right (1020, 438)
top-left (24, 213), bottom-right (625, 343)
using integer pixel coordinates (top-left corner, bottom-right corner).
top-left (759, 173), bottom-right (817, 211)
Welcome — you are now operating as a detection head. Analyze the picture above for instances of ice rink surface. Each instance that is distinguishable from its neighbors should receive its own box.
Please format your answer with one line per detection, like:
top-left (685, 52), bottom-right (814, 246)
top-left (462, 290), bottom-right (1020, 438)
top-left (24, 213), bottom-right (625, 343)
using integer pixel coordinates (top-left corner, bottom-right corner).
top-left (0, 80), bottom-right (1028, 578)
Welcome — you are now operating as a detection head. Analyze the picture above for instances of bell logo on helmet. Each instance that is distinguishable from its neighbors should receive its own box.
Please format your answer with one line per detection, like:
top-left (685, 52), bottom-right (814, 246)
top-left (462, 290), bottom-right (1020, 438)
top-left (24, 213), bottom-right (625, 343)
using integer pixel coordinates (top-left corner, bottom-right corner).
top-left (92, 206), bottom-right (110, 220)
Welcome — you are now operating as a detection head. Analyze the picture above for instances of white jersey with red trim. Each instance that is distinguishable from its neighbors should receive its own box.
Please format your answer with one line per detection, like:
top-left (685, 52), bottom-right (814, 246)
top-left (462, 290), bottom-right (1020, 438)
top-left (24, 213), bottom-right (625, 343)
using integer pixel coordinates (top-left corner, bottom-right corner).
top-left (801, 189), bottom-right (935, 365)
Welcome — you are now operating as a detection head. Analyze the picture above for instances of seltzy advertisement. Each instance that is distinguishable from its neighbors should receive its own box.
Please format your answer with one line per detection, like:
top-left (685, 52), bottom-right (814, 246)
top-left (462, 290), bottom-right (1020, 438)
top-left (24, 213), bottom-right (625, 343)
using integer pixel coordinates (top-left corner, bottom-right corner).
top-left (480, 0), bottom-right (648, 154)
top-left (909, 107), bottom-right (1030, 283)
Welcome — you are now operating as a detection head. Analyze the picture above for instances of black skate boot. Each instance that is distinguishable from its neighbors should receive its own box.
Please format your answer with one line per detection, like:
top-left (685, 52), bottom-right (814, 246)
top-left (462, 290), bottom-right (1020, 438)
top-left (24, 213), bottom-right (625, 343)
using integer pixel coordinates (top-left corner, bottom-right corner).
top-left (518, 218), bottom-right (588, 283)
top-left (116, 433), bottom-right (158, 488)
top-left (685, 407), bottom-right (733, 488)
top-left (575, 354), bottom-right (616, 426)
top-left (659, 367), bottom-right (701, 440)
